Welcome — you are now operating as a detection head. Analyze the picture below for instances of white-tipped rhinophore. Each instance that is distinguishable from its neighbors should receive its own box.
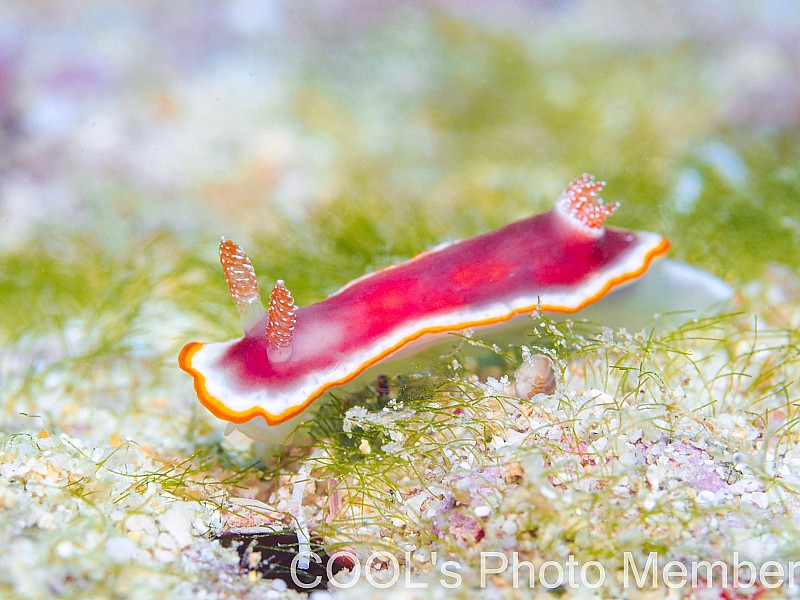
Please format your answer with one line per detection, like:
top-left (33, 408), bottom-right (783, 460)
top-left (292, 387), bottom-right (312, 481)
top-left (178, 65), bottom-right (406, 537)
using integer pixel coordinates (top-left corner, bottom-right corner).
top-left (266, 279), bottom-right (297, 364)
top-left (219, 237), bottom-right (267, 334)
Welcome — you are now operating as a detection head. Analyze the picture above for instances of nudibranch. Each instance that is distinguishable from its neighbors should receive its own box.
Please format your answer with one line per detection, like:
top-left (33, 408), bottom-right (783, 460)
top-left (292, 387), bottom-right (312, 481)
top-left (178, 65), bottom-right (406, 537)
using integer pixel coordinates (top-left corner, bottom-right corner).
top-left (180, 175), bottom-right (673, 438)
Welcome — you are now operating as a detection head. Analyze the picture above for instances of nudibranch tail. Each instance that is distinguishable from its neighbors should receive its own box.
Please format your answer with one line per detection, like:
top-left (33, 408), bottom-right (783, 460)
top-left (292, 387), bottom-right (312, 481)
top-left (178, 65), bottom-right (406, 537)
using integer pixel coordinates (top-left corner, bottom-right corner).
top-left (558, 173), bottom-right (620, 230)
top-left (219, 237), bottom-right (267, 333)
top-left (266, 279), bottom-right (297, 364)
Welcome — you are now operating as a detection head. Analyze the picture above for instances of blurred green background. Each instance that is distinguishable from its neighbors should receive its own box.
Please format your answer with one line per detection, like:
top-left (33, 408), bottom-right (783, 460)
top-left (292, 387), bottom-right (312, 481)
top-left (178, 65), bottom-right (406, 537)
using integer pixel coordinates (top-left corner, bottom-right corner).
top-left (2, 7), bottom-right (800, 596)
top-left (1, 1), bottom-right (799, 421)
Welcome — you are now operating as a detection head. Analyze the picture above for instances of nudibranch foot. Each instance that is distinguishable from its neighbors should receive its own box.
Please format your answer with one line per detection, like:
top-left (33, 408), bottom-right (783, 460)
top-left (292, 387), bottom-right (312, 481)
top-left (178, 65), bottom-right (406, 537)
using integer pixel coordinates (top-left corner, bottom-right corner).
top-left (179, 174), bottom-right (731, 443)
top-left (573, 258), bottom-right (733, 331)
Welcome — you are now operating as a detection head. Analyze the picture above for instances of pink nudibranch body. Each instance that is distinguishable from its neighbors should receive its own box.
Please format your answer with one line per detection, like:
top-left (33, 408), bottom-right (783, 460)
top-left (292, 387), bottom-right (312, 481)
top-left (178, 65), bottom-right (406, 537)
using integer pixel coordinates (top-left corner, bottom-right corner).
top-left (179, 175), bottom-right (669, 428)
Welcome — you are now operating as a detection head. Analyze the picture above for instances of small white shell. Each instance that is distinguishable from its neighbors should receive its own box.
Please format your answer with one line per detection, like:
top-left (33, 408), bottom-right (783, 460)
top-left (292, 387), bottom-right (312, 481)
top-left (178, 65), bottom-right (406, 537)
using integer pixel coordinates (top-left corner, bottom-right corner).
top-left (514, 354), bottom-right (557, 399)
